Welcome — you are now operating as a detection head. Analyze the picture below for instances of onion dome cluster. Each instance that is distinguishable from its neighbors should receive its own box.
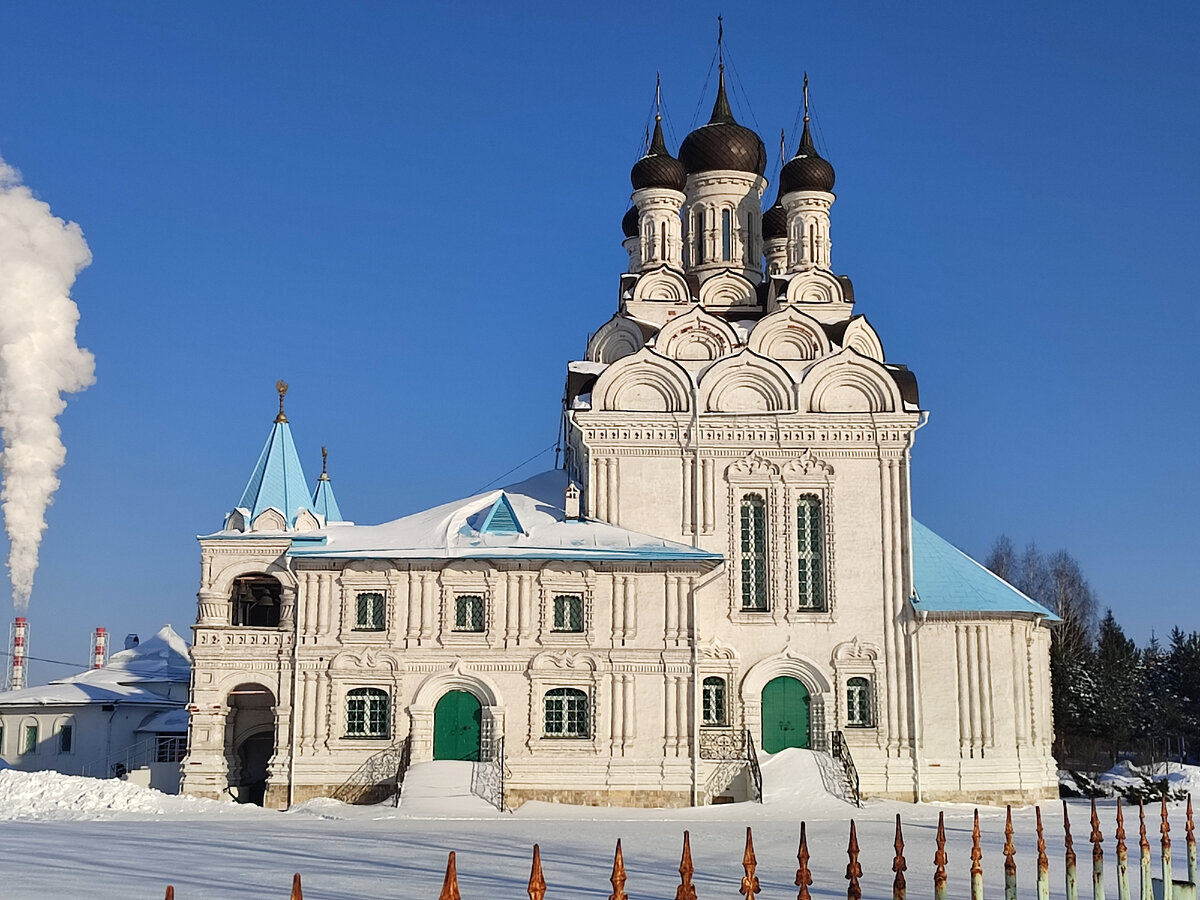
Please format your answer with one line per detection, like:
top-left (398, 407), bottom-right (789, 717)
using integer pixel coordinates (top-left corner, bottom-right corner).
top-left (779, 118), bottom-right (835, 194)
top-left (621, 205), bottom-right (639, 239)
top-left (678, 68), bottom-right (767, 177)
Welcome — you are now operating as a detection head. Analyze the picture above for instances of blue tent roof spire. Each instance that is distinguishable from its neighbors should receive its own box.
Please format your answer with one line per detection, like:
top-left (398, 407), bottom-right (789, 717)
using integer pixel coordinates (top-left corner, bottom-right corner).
top-left (233, 382), bottom-right (314, 529)
top-left (311, 445), bottom-right (344, 523)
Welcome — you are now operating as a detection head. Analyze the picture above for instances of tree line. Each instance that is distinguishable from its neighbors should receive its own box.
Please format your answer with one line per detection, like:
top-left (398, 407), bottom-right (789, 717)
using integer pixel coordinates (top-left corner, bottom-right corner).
top-left (985, 537), bottom-right (1198, 769)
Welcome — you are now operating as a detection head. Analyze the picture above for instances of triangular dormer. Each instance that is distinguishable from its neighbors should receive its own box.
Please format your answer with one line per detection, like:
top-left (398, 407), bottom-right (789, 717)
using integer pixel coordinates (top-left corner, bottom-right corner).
top-left (479, 493), bottom-right (522, 535)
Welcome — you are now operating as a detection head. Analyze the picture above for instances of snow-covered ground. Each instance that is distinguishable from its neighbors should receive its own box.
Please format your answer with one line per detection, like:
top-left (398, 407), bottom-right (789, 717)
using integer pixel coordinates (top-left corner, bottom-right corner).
top-left (0, 753), bottom-right (1192, 899)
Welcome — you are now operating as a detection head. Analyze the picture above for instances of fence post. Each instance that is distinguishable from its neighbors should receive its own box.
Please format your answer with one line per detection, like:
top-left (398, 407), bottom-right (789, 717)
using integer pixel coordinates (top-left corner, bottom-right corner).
top-left (1117, 799), bottom-right (1130, 900)
top-left (846, 821), bottom-right (863, 900)
top-left (440, 852), bottom-right (461, 900)
top-left (742, 828), bottom-right (762, 900)
top-left (893, 814), bottom-right (907, 900)
top-left (1066, 801), bottom-right (1080, 900)
top-left (1141, 800), bottom-right (1153, 900)
top-left (796, 822), bottom-right (813, 900)
top-left (528, 844), bottom-right (546, 900)
top-left (678, 831), bottom-right (698, 900)
top-left (1037, 807), bottom-right (1050, 900)
top-left (610, 840), bottom-right (627, 900)
top-left (1092, 798), bottom-right (1107, 900)
top-left (1163, 796), bottom-right (1174, 900)
top-left (934, 811), bottom-right (949, 900)
top-left (290, 873), bottom-right (303, 900)
top-left (1004, 806), bottom-right (1018, 900)
top-left (164, 888), bottom-right (174, 900)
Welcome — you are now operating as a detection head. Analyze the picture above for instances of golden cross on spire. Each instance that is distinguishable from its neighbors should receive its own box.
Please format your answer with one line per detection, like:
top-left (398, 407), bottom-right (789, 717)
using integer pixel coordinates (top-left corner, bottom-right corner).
top-left (780, 128), bottom-right (787, 164)
top-left (320, 445), bottom-right (329, 480)
top-left (655, 71), bottom-right (662, 120)
top-left (803, 72), bottom-right (810, 122)
top-left (275, 380), bottom-right (289, 423)
top-left (717, 14), bottom-right (724, 69)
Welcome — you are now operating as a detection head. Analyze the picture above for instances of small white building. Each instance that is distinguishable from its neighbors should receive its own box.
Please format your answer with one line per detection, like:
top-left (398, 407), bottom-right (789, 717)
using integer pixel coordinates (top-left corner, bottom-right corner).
top-left (181, 65), bottom-right (1060, 809)
top-left (0, 626), bottom-right (190, 793)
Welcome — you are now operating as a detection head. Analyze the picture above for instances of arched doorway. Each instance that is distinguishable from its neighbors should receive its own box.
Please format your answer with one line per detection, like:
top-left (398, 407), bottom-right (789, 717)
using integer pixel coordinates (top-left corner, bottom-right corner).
top-left (761, 676), bottom-right (810, 752)
top-left (433, 690), bottom-right (481, 761)
top-left (225, 683), bottom-right (276, 805)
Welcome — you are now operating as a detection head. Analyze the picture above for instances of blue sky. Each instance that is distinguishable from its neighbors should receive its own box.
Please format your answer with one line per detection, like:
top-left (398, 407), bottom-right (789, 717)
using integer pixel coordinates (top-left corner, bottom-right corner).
top-left (1, 1), bottom-right (1197, 680)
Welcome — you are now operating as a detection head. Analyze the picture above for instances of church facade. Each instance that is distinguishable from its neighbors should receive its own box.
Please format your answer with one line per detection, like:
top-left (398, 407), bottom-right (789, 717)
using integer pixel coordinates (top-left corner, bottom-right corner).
top-left (180, 67), bottom-right (1059, 809)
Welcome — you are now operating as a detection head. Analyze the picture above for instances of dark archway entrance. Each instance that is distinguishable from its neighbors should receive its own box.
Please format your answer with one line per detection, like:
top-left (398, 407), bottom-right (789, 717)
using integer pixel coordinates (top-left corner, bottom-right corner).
top-left (761, 676), bottom-right (810, 752)
top-left (225, 683), bottom-right (276, 805)
top-left (433, 690), bottom-right (481, 761)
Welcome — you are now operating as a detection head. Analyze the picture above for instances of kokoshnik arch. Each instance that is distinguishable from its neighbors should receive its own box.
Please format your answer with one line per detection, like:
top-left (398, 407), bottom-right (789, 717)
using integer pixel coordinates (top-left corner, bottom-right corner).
top-left (180, 64), bottom-right (1059, 809)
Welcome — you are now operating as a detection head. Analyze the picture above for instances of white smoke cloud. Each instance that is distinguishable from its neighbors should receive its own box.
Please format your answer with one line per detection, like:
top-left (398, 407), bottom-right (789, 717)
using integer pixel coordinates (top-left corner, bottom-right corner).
top-left (0, 156), bottom-right (95, 610)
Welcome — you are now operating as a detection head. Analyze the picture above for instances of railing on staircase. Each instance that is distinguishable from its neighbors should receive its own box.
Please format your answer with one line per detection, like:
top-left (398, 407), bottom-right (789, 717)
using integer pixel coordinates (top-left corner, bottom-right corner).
top-left (392, 733), bottom-right (412, 808)
top-left (330, 735), bottom-right (411, 805)
top-left (470, 735), bottom-right (506, 811)
top-left (830, 729), bottom-right (862, 808)
top-left (78, 735), bottom-right (170, 780)
top-left (745, 728), bottom-right (763, 804)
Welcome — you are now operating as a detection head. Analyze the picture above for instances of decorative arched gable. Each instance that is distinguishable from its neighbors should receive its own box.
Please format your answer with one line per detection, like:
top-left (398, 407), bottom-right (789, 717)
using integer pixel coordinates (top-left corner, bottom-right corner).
top-left (698, 269), bottom-right (758, 310)
top-left (798, 348), bottom-right (904, 413)
top-left (294, 509), bottom-right (320, 532)
top-left (741, 650), bottom-right (832, 698)
top-left (329, 648), bottom-right (403, 673)
top-left (698, 349), bottom-right (795, 413)
top-left (529, 649), bottom-right (601, 673)
top-left (586, 314), bottom-right (647, 364)
top-left (590, 347), bottom-right (692, 413)
top-left (747, 307), bottom-right (831, 361)
top-left (630, 266), bottom-right (692, 305)
top-left (410, 661), bottom-right (502, 708)
top-left (209, 559), bottom-right (296, 597)
top-left (841, 316), bottom-right (885, 361)
top-left (784, 268), bottom-right (849, 306)
top-left (654, 306), bottom-right (740, 362)
top-left (251, 508), bottom-right (287, 532)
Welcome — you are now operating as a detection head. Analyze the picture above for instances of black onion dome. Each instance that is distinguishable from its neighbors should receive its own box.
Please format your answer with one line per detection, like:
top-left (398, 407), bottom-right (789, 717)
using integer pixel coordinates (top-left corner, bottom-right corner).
top-left (631, 117), bottom-right (687, 192)
top-left (762, 196), bottom-right (787, 240)
top-left (621, 205), bottom-right (639, 239)
top-left (779, 119), bottom-right (835, 194)
top-left (678, 68), bottom-right (767, 176)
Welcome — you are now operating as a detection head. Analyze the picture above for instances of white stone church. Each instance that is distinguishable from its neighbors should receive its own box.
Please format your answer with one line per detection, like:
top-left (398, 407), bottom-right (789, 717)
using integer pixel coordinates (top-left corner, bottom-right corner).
top-left (180, 66), bottom-right (1059, 809)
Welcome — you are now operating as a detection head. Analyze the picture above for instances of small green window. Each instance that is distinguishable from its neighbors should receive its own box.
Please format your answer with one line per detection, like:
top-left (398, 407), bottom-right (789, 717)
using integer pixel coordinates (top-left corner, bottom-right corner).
top-left (552, 595), bottom-right (584, 632)
top-left (23, 723), bottom-right (37, 754)
top-left (346, 687), bottom-right (390, 738)
top-left (702, 676), bottom-right (727, 727)
top-left (355, 592), bottom-right (385, 631)
top-left (847, 677), bottom-right (872, 727)
top-left (454, 595), bottom-right (484, 632)
top-left (58, 724), bottom-right (73, 754)
top-left (740, 494), bottom-right (768, 611)
top-left (544, 688), bottom-right (589, 738)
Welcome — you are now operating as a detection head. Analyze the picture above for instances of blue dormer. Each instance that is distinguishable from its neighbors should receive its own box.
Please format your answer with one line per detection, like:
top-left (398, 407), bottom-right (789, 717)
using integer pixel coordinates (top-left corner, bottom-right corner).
top-left (478, 494), bottom-right (523, 535)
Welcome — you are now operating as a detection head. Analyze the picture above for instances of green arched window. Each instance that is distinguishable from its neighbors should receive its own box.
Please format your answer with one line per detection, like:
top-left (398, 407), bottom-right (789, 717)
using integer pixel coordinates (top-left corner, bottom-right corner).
top-left (702, 676), bottom-right (727, 727)
top-left (846, 677), bottom-right (872, 727)
top-left (796, 494), bottom-right (825, 611)
top-left (346, 688), bottom-right (390, 738)
top-left (544, 688), bottom-right (589, 738)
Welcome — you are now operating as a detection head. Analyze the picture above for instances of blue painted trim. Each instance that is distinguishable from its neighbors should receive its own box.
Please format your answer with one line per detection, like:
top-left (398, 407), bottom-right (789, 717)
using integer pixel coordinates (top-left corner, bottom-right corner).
top-left (479, 494), bottom-right (522, 535)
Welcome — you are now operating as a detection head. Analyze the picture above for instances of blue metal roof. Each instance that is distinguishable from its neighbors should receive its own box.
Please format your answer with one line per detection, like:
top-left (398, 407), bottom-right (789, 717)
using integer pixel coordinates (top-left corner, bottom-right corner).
top-left (911, 519), bottom-right (1059, 620)
top-left (311, 475), bottom-right (344, 523)
top-left (236, 420), bottom-right (313, 527)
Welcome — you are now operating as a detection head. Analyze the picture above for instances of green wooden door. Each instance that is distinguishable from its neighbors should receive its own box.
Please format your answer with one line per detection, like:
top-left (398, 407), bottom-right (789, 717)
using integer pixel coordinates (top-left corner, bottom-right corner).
top-left (433, 690), bottom-right (482, 761)
top-left (761, 676), bottom-right (810, 752)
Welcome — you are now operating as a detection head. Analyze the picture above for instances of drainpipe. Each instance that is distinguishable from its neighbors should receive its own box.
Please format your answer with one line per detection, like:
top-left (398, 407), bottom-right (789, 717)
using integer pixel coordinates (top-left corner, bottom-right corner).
top-left (286, 553), bottom-right (299, 810)
top-left (689, 382), bottom-right (700, 806)
top-left (907, 411), bottom-right (930, 802)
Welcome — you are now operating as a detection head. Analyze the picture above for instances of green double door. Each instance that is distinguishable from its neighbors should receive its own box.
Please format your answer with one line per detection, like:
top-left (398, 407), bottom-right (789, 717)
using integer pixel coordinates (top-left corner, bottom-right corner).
top-left (761, 676), bottom-right (810, 752)
top-left (433, 690), bottom-right (482, 761)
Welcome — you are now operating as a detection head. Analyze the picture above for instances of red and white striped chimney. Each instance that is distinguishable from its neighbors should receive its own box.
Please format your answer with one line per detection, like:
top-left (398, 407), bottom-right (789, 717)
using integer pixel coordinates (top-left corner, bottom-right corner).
top-left (10, 617), bottom-right (28, 691)
top-left (92, 627), bottom-right (107, 669)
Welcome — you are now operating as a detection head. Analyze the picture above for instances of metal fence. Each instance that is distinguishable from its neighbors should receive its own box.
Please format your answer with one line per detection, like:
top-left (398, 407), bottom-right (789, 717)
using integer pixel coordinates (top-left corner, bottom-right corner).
top-left (156, 795), bottom-right (1198, 900)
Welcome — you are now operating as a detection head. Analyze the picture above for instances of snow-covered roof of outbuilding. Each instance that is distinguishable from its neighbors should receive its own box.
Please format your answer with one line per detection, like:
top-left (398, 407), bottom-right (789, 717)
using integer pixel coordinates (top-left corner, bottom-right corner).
top-left (0, 626), bottom-right (191, 708)
top-left (288, 470), bottom-right (722, 563)
top-left (911, 520), bottom-right (1060, 620)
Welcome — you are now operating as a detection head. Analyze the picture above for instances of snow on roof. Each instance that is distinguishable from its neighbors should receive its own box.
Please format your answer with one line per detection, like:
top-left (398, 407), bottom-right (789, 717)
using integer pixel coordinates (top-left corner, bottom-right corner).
top-left (567, 360), bottom-right (608, 375)
top-left (136, 708), bottom-right (190, 733)
top-left (289, 470), bottom-right (722, 563)
top-left (911, 520), bottom-right (1059, 620)
top-left (0, 625), bottom-right (191, 708)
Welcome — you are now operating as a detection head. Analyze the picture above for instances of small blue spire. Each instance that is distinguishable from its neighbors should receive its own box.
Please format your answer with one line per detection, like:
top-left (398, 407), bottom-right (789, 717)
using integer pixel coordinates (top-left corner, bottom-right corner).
top-left (234, 382), bottom-right (314, 528)
top-left (311, 446), bottom-right (344, 523)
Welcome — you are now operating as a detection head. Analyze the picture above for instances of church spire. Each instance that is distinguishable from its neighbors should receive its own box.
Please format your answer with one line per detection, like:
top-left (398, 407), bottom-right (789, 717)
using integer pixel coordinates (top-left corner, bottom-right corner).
top-left (231, 382), bottom-right (314, 530)
top-left (311, 445), bottom-right (344, 523)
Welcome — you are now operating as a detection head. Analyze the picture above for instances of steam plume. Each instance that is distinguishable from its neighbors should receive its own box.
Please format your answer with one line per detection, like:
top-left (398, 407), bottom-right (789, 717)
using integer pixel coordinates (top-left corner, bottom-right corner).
top-left (0, 156), bottom-right (95, 610)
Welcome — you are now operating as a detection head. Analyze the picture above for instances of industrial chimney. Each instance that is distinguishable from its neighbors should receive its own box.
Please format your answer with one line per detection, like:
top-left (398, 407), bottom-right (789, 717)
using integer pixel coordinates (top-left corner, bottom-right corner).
top-left (9, 617), bottom-right (28, 690)
top-left (92, 627), bottom-right (107, 669)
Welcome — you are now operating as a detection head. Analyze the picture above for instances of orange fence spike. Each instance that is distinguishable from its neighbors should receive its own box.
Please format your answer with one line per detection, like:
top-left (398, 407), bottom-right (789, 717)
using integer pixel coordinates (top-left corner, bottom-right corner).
top-left (1140, 799), bottom-right (1151, 855)
top-left (796, 821), bottom-right (813, 900)
top-left (440, 852), bottom-right (461, 900)
top-left (1091, 798), bottom-right (1104, 864)
top-left (1188, 795), bottom-right (1195, 848)
top-left (290, 873), bottom-right (303, 900)
top-left (677, 831), bottom-right (697, 900)
top-left (934, 811), bottom-right (949, 900)
top-left (846, 820), bottom-right (863, 900)
top-left (893, 814), bottom-right (908, 900)
top-left (1004, 806), bottom-right (1017, 878)
top-left (1065, 802), bottom-right (1078, 869)
top-left (164, 888), bottom-right (174, 900)
top-left (528, 844), bottom-right (547, 900)
top-left (1036, 806), bottom-right (1048, 872)
top-left (971, 810), bottom-right (983, 877)
top-left (610, 839), bottom-right (627, 900)
top-left (1162, 795), bottom-right (1172, 851)
top-left (1117, 799), bottom-right (1128, 857)
top-left (741, 827), bottom-right (761, 900)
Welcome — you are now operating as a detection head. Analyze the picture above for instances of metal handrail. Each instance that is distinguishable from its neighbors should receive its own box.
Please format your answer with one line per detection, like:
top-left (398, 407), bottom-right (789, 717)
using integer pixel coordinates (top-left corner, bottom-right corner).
top-left (745, 729), bottom-right (763, 803)
top-left (830, 729), bottom-right (862, 807)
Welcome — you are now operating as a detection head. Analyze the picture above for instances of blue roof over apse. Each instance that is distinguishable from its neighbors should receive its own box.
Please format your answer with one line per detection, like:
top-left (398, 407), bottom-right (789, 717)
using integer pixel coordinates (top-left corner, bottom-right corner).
top-left (910, 519), bottom-right (1060, 620)
top-left (311, 474), bottom-right (343, 523)
top-left (236, 420), bottom-right (313, 527)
